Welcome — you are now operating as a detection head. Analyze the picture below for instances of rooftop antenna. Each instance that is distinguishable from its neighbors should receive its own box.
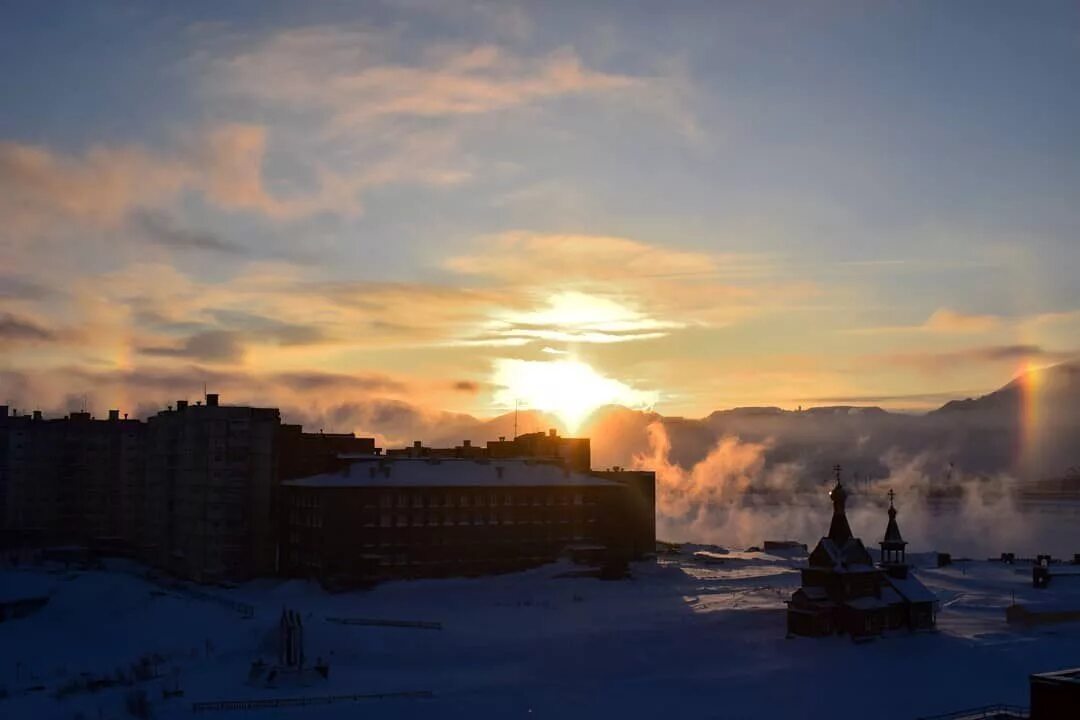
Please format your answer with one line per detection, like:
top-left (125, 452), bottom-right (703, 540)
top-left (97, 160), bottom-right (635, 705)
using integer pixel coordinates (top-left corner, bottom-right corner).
top-left (514, 399), bottom-right (519, 439)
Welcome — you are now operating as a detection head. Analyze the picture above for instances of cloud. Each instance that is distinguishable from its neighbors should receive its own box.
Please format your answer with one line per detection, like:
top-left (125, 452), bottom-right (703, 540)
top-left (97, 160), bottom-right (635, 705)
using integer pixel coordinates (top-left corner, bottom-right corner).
top-left (0, 125), bottom-right (356, 259)
top-left (0, 139), bottom-right (190, 235)
top-left (216, 29), bottom-right (639, 128)
top-left (850, 307), bottom-right (1002, 335)
top-left (443, 232), bottom-right (805, 350)
top-left (0, 312), bottom-right (57, 342)
top-left (480, 290), bottom-right (681, 345)
top-left (878, 344), bottom-right (1077, 373)
top-left (274, 371), bottom-right (407, 394)
top-left (445, 231), bottom-right (718, 284)
top-left (923, 308), bottom-right (1001, 333)
top-left (132, 209), bottom-right (247, 255)
top-left (452, 380), bottom-right (481, 393)
top-left (140, 330), bottom-right (246, 363)
top-left (0, 275), bottom-right (60, 301)
top-left (205, 309), bottom-right (329, 346)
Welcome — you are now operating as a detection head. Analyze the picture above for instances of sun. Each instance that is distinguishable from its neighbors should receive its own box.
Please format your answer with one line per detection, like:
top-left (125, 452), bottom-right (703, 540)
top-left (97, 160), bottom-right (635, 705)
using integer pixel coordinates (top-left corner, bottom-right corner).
top-left (492, 358), bottom-right (657, 433)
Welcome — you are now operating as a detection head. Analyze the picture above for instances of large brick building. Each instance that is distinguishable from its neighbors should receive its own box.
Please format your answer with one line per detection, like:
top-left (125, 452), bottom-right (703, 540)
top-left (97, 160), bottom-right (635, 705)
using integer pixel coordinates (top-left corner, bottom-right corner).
top-left (0, 406), bottom-right (144, 548)
top-left (142, 395), bottom-right (282, 582)
top-left (141, 394), bottom-right (378, 582)
top-left (280, 457), bottom-right (655, 585)
top-left (1, 396), bottom-right (376, 583)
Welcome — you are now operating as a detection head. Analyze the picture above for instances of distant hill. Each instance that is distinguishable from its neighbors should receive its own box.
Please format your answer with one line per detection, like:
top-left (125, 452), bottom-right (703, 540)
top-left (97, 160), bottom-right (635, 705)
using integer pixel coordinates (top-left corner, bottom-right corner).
top-left (933, 361), bottom-right (1080, 417)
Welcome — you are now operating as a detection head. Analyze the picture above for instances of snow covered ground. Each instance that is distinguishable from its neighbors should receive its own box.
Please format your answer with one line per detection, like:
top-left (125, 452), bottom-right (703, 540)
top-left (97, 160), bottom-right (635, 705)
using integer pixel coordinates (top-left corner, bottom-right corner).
top-left (3, 550), bottom-right (1080, 720)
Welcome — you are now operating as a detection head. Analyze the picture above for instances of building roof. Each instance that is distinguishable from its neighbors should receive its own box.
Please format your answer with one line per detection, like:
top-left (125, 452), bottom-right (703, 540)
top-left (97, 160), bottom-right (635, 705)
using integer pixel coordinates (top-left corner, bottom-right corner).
top-left (811, 536), bottom-right (876, 570)
top-left (886, 573), bottom-right (937, 604)
top-left (882, 491), bottom-right (907, 547)
top-left (282, 458), bottom-right (622, 489)
top-left (799, 586), bottom-right (829, 601)
top-left (846, 595), bottom-right (890, 611)
top-left (1031, 667), bottom-right (1080, 686)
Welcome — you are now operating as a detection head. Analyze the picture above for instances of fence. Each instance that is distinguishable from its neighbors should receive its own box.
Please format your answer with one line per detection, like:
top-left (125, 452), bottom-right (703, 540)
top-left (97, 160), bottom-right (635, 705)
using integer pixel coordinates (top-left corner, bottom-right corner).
top-left (325, 616), bottom-right (442, 630)
top-left (915, 704), bottom-right (1029, 719)
top-left (191, 690), bottom-right (433, 712)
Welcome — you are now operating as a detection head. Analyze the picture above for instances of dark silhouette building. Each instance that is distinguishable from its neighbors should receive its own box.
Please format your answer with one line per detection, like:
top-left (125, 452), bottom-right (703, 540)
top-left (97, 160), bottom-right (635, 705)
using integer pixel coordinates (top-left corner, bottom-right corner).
top-left (0, 406), bottom-right (144, 549)
top-left (280, 457), bottom-right (655, 585)
top-left (786, 467), bottom-right (936, 637)
top-left (140, 394), bottom-right (379, 582)
top-left (2, 396), bottom-right (378, 582)
top-left (278, 425), bottom-right (377, 481)
top-left (2, 398), bottom-right (654, 588)
top-left (142, 395), bottom-right (282, 581)
top-left (386, 429), bottom-right (591, 472)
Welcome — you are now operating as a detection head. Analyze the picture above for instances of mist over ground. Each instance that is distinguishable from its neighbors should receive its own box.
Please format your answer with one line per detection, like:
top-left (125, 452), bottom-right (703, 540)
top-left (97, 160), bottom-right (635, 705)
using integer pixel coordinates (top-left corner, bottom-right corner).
top-left (583, 363), bottom-right (1080, 557)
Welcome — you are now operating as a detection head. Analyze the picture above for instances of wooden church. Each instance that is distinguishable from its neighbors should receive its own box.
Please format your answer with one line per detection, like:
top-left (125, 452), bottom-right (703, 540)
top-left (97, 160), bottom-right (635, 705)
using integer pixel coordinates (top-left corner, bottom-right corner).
top-left (786, 467), bottom-right (937, 638)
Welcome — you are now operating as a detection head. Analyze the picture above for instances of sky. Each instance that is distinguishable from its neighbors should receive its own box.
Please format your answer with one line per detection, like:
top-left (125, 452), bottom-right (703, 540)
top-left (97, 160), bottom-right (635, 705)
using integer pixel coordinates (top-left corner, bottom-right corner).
top-left (1, 0), bottom-right (1079, 434)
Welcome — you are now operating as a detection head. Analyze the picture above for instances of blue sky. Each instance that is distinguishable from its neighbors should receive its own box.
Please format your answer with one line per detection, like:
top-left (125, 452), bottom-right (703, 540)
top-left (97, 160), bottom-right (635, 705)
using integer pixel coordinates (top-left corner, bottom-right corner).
top-left (1, 1), bottom-right (1078, 434)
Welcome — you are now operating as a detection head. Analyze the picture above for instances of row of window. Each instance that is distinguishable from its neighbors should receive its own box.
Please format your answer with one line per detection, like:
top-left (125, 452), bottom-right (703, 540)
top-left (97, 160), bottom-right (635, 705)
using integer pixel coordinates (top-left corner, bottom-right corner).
top-left (288, 509), bottom-right (597, 529)
top-left (376, 493), bottom-right (586, 509)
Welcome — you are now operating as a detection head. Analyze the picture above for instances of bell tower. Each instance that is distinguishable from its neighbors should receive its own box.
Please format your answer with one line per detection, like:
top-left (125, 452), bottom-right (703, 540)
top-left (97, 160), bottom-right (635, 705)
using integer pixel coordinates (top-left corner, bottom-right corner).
top-left (827, 464), bottom-right (853, 544)
top-left (879, 489), bottom-right (908, 578)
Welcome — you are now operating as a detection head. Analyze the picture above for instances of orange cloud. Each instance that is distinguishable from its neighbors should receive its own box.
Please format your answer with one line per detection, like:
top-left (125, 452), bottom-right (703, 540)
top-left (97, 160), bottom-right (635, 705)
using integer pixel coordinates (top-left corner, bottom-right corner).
top-left (216, 30), bottom-right (640, 128)
top-left (923, 308), bottom-right (1001, 333)
top-left (848, 307), bottom-right (1002, 335)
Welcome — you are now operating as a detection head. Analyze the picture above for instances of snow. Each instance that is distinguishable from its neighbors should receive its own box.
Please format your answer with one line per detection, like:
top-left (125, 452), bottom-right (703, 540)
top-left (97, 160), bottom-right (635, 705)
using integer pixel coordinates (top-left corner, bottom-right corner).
top-left (4, 553), bottom-right (1080, 719)
top-left (283, 459), bottom-right (621, 488)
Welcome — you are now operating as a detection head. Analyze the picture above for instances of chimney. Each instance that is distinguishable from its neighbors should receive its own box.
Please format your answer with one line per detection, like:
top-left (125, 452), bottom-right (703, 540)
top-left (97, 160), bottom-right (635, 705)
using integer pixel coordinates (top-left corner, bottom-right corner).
top-left (498, 436), bottom-right (506, 442)
top-left (549, 428), bottom-right (557, 437)
top-left (463, 439), bottom-right (471, 448)
top-left (413, 440), bottom-right (422, 448)
top-left (108, 409), bottom-right (119, 421)
top-left (177, 400), bottom-right (188, 411)
top-left (32, 410), bottom-right (42, 421)
top-left (206, 393), bottom-right (219, 407)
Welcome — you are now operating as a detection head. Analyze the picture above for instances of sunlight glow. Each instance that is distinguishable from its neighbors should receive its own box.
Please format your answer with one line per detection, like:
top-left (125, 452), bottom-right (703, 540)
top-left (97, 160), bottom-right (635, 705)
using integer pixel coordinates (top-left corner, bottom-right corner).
top-left (1017, 359), bottom-right (1044, 474)
top-left (492, 358), bottom-right (658, 432)
top-left (487, 291), bottom-right (681, 345)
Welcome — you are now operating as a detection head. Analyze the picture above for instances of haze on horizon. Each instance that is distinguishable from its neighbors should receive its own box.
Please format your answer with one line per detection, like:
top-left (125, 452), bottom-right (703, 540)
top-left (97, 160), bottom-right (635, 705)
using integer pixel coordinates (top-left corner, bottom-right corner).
top-left (2, 1), bottom-right (1079, 438)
